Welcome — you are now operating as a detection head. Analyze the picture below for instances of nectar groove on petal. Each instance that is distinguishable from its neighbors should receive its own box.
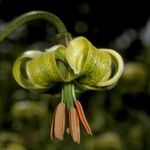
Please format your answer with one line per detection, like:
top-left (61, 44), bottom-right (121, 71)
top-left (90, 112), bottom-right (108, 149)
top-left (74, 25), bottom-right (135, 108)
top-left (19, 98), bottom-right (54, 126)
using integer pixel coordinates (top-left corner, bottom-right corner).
top-left (75, 100), bottom-right (92, 135)
top-left (54, 103), bottom-right (66, 140)
top-left (69, 107), bottom-right (80, 144)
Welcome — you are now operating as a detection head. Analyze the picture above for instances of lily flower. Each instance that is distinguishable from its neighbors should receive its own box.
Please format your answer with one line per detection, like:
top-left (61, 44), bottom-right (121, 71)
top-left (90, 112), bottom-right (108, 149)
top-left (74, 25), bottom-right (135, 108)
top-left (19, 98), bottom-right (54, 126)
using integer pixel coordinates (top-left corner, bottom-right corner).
top-left (13, 36), bottom-right (123, 144)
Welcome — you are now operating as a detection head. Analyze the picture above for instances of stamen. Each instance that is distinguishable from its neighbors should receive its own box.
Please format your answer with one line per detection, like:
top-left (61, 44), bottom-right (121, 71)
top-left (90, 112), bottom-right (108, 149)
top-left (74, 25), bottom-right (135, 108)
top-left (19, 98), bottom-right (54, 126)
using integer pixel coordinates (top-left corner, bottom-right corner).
top-left (54, 103), bottom-right (66, 140)
top-left (75, 100), bottom-right (92, 135)
top-left (69, 107), bottom-right (80, 144)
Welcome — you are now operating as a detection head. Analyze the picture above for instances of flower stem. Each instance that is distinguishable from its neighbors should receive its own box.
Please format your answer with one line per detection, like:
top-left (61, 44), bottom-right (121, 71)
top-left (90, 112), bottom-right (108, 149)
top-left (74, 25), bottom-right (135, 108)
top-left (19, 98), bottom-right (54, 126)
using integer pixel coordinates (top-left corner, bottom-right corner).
top-left (62, 83), bottom-right (75, 108)
top-left (0, 11), bottom-right (69, 42)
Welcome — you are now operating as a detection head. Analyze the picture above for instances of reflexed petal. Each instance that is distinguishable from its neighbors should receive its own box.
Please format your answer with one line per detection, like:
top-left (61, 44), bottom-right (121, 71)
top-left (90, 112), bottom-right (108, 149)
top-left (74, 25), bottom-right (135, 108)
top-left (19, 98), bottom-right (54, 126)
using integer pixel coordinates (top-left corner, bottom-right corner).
top-left (54, 103), bottom-right (66, 140)
top-left (75, 100), bottom-right (92, 135)
top-left (69, 107), bottom-right (80, 144)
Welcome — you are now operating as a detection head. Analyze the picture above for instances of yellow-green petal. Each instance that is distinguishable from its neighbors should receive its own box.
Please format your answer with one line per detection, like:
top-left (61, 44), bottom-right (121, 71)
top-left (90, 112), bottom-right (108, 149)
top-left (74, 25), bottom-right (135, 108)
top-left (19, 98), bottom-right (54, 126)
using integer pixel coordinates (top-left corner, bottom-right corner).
top-left (13, 50), bottom-right (45, 90)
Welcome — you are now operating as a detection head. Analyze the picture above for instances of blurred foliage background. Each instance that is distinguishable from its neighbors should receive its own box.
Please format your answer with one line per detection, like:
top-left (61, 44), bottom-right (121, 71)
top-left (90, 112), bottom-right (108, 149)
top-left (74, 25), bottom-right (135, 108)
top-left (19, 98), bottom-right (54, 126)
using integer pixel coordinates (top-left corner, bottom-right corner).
top-left (0, 0), bottom-right (150, 150)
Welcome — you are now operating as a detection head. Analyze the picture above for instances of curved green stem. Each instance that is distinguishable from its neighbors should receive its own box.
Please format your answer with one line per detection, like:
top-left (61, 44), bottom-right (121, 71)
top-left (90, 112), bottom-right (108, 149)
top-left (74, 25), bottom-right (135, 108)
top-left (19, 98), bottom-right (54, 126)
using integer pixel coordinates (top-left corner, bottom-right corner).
top-left (0, 11), bottom-right (68, 42)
